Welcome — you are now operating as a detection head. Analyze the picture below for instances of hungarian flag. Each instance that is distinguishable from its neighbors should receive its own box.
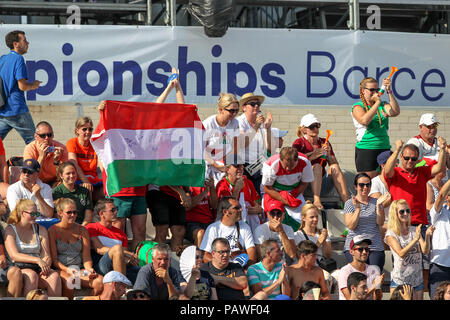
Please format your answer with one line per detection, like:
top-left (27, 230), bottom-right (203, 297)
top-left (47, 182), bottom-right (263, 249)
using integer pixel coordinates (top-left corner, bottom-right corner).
top-left (91, 100), bottom-right (205, 196)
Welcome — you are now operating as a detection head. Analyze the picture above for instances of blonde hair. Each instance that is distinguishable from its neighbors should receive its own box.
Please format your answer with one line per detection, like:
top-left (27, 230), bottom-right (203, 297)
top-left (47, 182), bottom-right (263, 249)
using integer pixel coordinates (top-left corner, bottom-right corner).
top-left (296, 125), bottom-right (306, 138)
top-left (26, 289), bottom-right (47, 300)
top-left (74, 116), bottom-right (93, 135)
top-left (217, 93), bottom-right (238, 111)
top-left (54, 198), bottom-right (76, 217)
top-left (299, 201), bottom-right (320, 231)
top-left (359, 77), bottom-right (382, 127)
top-left (7, 199), bottom-right (36, 225)
top-left (387, 199), bottom-right (410, 236)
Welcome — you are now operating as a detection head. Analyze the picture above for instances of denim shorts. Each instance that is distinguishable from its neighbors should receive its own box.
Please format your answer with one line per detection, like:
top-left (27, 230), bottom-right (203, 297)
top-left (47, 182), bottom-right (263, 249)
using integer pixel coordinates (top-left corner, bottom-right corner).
top-left (390, 279), bottom-right (424, 291)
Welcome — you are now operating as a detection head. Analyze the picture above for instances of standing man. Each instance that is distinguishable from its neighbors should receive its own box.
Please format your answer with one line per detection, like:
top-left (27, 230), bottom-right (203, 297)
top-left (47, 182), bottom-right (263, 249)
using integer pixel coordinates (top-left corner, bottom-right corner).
top-left (0, 30), bottom-right (41, 144)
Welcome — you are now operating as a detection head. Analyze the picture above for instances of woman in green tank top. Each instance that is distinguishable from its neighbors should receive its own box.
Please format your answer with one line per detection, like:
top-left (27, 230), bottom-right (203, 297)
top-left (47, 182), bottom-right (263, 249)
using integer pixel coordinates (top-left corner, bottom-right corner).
top-left (351, 77), bottom-right (400, 178)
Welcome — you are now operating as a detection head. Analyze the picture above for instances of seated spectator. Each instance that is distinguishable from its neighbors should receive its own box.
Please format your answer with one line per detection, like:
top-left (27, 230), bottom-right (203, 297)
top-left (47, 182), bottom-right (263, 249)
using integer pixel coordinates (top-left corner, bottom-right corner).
top-left (25, 288), bottom-right (48, 300)
top-left (337, 235), bottom-right (384, 300)
top-left (4, 199), bottom-right (62, 297)
top-left (184, 177), bottom-right (218, 247)
top-left (200, 197), bottom-right (257, 266)
top-left (428, 178), bottom-right (450, 299)
top-left (66, 115), bottom-right (104, 203)
top-left (133, 243), bottom-right (184, 300)
top-left (292, 114), bottom-right (349, 209)
top-left (86, 198), bottom-right (140, 284)
top-left (177, 246), bottom-right (218, 300)
top-left (247, 240), bottom-right (289, 299)
top-left (343, 173), bottom-right (388, 272)
top-left (253, 201), bottom-right (297, 262)
top-left (384, 199), bottom-right (433, 300)
top-left (48, 198), bottom-right (103, 300)
top-left (6, 158), bottom-right (54, 218)
top-left (262, 146), bottom-right (314, 232)
top-left (286, 240), bottom-right (330, 300)
top-left (216, 162), bottom-right (263, 233)
top-left (0, 137), bottom-right (8, 200)
top-left (23, 121), bottom-right (69, 186)
top-left (390, 284), bottom-right (413, 300)
top-left (298, 281), bottom-right (321, 300)
top-left (83, 270), bottom-right (132, 300)
top-left (146, 185), bottom-right (190, 251)
top-left (52, 161), bottom-right (93, 226)
top-left (0, 221), bottom-right (20, 297)
top-left (433, 281), bottom-right (450, 300)
top-left (347, 272), bottom-right (369, 300)
top-left (200, 237), bottom-right (248, 300)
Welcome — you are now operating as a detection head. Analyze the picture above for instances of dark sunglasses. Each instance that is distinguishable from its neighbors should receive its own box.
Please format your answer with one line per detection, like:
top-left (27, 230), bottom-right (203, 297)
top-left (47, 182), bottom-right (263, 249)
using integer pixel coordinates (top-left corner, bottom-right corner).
top-left (23, 210), bottom-right (41, 218)
top-left (355, 247), bottom-right (370, 253)
top-left (364, 87), bottom-right (380, 93)
top-left (402, 156), bottom-right (418, 162)
top-left (269, 210), bottom-right (283, 217)
top-left (358, 183), bottom-right (371, 188)
top-left (81, 127), bottom-right (94, 132)
top-left (246, 101), bottom-right (261, 107)
top-left (398, 209), bottom-right (411, 215)
top-left (308, 123), bottom-right (321, 130)
top-left (36, 133), bottom-right (53, 138)
top-left (65, 210), bottom-right (79, 215)
top-left (133, 293), bottom-right (147, 299)
top-left (21, 169), bottom-right (35, 175)
top-left (224, 108), bottom-right (239, 114)
top-left (424, 123), bottom-right (438, 129)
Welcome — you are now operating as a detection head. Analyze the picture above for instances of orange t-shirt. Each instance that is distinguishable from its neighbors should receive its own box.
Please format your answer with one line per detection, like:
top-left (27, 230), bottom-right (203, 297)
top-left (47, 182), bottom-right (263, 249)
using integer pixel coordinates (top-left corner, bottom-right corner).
top-left (66, 137), bottom-right (100, 183)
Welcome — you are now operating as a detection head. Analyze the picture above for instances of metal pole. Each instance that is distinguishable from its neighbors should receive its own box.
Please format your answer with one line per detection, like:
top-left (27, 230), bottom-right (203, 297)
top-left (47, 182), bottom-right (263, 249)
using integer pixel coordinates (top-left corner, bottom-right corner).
top-left (347, 0), bottom-right (359, 30)
top-left (170, 0), bottom-right (176, 26)
top-left (147, 0), bottom-right (152, 25)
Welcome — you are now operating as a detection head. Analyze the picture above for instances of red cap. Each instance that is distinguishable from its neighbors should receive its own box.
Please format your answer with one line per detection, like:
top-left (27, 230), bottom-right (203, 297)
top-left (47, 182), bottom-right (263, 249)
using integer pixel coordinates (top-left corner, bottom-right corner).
top-left (267, 201), bottom-right (285, 213)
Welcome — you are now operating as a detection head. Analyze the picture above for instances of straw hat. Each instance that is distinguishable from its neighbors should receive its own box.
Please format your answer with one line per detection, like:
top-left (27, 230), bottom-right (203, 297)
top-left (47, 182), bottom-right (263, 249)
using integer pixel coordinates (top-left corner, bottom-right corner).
top-left (239, 92), bottom-right (265, 107)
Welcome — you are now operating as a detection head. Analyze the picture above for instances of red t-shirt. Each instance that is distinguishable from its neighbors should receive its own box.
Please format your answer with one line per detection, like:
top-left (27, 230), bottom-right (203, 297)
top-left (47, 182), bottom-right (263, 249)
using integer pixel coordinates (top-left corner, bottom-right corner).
top-left (384, 165), bottom-right (432, 225)
top-left (0, 138), bottom-right (5, 156)
top-left (292, 136), bottom-right (335, 176)
top-left (185, 187), bottom-right (215, 224)
top-left (101, 170), bottom-right (146, 197)
top-left (86, 222), bottom-right (128, 249)
top-left (216, 175), bottom-right (260, 206)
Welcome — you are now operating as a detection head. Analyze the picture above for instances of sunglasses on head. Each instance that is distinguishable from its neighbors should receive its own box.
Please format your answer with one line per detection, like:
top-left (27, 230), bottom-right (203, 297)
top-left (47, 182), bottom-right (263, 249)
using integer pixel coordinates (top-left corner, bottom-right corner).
top-left (308, 123), bottom-right (321, 130)
top-left (224, 108), bottom-right (239, 114)
top-left (246, 101), bottom-right (261, 107)
top-left (36, 132), bottom-right (53, 139)
top-left (358, 182), bottom-right (371, 188)
top-left (81, 127), bottom-right (94, 132)
top-left (23, 210), bottom-right (41, 218)
top-left (402, 156), bottom-right (418, 162)
top-left (398, 208), bottom-right (411, 215)
top-left (364, 87), bottom-right (380, 93)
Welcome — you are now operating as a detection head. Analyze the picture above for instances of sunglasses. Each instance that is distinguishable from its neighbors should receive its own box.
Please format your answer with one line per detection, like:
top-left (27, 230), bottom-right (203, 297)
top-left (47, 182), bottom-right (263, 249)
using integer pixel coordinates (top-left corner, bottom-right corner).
top-left (364, 87), bottom-right (380, 93)
top-left (398, 209), bottom-right (411, 215)
top-left (81, 127), bottom-right (94, 132)
top-left (358, 183), bottom-right (372, 188)
top-left (246, 101), bottom-right (261, 107)
top-left (133, 293), bottom-right (147, 299)
top-left (215, 250), bottom-right (231, 256)
top-left (195, 255), bottom-right (203, 260)
top-left (104, 207), bottom-right (118, 213)
top-left (65, 210), bottom-right (79, 215)
top-left (424, 123), bottom-right (438, 129)
top-left (308, 123), bottom-right (321, 130)
top-left (355, 247), bottom-right (370, 253)
top-left (23, 210), bottom-right (41, 218)
top-left (224, 108), bottom-right (239, 114)
top-left (402, 156), bottom-right (418, 162)
top-left (269, 210), bottom-right (283, 217)
top-left (21, 169), bottom-right (35, 175)
top-left (36, 133), bottom-right (53, 139)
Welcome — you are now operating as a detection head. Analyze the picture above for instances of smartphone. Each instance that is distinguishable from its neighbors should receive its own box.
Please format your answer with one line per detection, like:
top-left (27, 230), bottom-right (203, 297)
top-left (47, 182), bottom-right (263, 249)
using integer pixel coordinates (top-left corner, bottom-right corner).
top-left (48, 146), bottom-right (55, 153)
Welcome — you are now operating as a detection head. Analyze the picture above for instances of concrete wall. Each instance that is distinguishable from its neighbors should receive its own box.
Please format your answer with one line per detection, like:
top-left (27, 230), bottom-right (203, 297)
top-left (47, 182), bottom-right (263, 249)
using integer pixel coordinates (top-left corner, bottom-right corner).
top-left (3, 102), bottom-right (449, 174)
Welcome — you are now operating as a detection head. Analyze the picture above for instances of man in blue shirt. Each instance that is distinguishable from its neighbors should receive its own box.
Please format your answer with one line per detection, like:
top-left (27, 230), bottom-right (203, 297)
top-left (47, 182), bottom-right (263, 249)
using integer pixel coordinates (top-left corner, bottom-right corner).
top-left (0, 30), bottom-right (41, 144)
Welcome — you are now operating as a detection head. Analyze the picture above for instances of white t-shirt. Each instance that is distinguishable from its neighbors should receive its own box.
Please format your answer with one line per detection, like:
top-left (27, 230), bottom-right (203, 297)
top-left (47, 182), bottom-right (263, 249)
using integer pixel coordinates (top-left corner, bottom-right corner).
top-left (429, 204), bottom-right (450, 267)
top-left (199, 220), bottom-right (255, 254)
top-left (236, 114), bottom-right (267, 164)
top-left (338, 263), bottom-right (381, 300)
top-left (293, 229), bottom-right (331, 258)
top-left (253, 222), bottom-right (295, 246)
top-left (369, 175), bottom-right (390, 220)
top-left (203, 114), bottom-right (240, 162)
top-left (6, 179), bottom-right (54, 212)
top-left (406, 136), bottom-right (439, 163)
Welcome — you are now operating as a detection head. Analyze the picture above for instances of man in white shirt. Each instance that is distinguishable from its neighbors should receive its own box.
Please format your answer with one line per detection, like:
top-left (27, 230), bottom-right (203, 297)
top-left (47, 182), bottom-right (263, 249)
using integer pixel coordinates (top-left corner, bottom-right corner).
top-left (200, 196), bottom-right (257, 266)
top-left (428, 178), bottom-right (450, 299)
top-left (6, 158), bottom-right (54, 217)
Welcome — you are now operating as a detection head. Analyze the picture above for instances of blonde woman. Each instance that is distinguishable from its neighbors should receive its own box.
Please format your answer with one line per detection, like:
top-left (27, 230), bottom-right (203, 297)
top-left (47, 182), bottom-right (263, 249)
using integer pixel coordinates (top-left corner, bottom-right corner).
top-left (49, 198), bottom-right (103, 300)
top-left (4, 199), bottom-right (62, 297)
top-left (351, 77), bottom-right (400, 178)
top-left (202, 93), bottom-right (241, 182)
top-left (294, 202), bottom-right (332, 259)
top-left (384, 199), bottom-right (434, 300)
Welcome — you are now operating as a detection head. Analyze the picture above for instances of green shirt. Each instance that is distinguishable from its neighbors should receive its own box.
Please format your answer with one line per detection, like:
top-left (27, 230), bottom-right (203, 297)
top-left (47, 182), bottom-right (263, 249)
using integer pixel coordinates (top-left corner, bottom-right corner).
top-left (52, 183), bottom-right (93, 224)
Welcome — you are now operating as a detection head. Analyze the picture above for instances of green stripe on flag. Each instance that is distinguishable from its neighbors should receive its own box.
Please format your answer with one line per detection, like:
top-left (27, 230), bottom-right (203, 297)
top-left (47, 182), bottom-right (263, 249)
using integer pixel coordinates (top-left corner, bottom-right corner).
top-left (273, 180), bottom-right (300, 191)
top-left (105, 159), bottom-right (205, 195)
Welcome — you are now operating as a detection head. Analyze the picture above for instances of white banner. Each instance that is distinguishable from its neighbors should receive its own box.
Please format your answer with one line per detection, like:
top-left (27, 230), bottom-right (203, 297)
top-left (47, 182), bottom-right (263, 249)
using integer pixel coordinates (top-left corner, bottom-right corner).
top-left (0, 25), bottom-right (449, 106)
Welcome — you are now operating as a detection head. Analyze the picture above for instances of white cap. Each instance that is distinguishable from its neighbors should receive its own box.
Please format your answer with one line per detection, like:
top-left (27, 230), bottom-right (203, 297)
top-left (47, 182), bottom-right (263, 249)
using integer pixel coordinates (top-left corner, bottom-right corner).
top-left (103, 271), bottom-right (132, 286)
top-left (300, 114), bottom-right (320, 127)
top-left (272, 128), bottom-right (288, 138)
top-left (419, 113), bottom-right (439, 126)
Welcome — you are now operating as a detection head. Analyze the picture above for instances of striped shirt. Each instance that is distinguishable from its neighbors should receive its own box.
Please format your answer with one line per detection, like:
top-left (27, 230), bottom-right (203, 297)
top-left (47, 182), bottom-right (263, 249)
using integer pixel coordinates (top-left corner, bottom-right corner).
top-left (247, 261), bottom-right (283, 299)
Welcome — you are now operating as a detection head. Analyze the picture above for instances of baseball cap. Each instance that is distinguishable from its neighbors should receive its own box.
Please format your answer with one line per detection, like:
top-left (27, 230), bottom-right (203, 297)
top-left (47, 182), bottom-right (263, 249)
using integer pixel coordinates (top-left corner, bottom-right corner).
top-left (349, 235), bottom-right (372, 249)
top-left (272, 128), bottom-right (288, 138)
top-left (419, 113), bottom-right (439, 126)
top-left (22, 159), bottom-right (41, 173)
top-left (267, 201), bottom-right (285, 214)
top-left (300, 114), bottom-right (320, 127)
top-left (376, 150), bottom-right (392, 166)
top-left (103, 271), bottom-right (132, 286)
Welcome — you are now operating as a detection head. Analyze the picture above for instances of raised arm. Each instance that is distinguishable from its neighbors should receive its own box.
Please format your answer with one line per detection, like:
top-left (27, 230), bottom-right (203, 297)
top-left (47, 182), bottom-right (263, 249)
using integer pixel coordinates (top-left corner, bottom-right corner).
top-left (434, 178), bottom-right (450, 213)
top-left (431, 137), bottom-right (447, 177)
top-left (384, 140), bottom-right (403, 179)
